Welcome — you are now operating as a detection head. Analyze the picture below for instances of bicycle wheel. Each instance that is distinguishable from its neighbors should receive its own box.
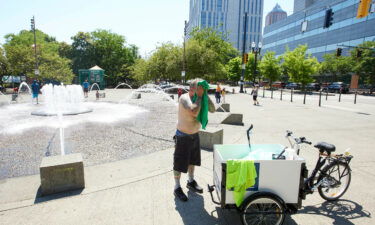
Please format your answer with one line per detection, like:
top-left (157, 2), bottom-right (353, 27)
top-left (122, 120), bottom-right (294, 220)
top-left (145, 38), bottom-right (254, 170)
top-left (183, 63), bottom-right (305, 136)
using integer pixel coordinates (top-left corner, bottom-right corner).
top-left (318, 161), bottom-right (351, 201)
top-left (241, 194), bottom-right (285, 225)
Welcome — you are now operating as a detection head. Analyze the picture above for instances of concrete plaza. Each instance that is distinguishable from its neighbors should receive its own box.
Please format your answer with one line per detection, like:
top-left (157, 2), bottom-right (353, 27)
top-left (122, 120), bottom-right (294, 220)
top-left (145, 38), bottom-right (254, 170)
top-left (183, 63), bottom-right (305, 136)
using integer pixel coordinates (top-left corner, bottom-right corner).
top-left (0, 88), bottom-right (374, 224)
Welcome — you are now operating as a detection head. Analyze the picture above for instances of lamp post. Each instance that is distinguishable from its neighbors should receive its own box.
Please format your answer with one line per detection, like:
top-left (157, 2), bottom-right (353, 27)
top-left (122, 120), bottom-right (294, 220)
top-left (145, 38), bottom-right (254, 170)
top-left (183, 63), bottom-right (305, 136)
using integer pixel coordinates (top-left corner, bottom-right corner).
top-left (251, 41), bottom-right (262, 84)
top-left (31, 16), bottom-right (39, 76)
top-left (182, 20), bottom-right (187, 84)
top-left (239, 12), bottom-right (248, 93)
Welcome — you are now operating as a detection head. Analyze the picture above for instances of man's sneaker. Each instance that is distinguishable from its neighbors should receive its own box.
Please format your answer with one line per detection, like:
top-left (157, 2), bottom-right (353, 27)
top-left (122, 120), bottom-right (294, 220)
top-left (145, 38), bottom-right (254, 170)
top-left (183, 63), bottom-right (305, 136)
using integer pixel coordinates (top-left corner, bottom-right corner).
top-left (187, 180), bottom-right (203, 193)
top-left (174, 187), bottom-right (188, 202)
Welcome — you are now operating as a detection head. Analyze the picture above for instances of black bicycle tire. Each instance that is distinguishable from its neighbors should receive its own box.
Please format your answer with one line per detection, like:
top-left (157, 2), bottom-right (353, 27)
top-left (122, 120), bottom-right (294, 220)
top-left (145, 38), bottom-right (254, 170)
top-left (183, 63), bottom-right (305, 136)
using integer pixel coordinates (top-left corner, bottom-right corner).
top-left (241, 193), bottom-right (286, 225)
top-left (317, 161), bottom-right (351, 201)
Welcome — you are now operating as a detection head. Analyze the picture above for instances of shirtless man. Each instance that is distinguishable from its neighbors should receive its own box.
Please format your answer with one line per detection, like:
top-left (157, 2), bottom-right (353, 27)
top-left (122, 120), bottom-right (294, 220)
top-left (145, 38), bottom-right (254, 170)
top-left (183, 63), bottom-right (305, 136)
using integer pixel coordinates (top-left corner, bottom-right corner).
top-left (173, 79), bottom-right (215, 202)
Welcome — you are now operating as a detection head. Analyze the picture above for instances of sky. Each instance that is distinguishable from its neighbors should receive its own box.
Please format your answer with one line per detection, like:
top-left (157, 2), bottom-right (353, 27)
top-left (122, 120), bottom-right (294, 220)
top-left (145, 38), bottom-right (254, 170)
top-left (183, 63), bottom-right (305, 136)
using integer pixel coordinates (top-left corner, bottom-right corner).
top-left (0, 0), bottom-right (294, 56)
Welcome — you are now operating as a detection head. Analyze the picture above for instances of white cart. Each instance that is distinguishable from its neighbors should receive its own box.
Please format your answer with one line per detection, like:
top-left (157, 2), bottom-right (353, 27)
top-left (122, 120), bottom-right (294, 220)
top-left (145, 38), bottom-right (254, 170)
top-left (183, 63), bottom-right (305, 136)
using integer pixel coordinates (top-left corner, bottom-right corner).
top-left (208, 144), bottom-right (308, 225)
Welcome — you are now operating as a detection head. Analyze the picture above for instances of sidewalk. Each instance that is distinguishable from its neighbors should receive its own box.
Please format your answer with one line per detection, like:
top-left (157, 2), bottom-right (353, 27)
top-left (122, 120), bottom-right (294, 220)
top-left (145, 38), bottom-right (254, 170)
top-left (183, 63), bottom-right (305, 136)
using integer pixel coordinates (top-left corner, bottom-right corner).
top-left (1, 91), bottom-right (374, 225)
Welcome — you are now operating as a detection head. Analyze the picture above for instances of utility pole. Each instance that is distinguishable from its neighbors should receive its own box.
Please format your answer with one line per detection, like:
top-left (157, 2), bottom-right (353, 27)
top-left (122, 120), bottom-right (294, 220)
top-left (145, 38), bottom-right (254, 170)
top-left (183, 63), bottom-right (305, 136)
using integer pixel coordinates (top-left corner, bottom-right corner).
top-left (240, 12), bottom-right (248, 93)
top-left (182, 20), bottom-right (187, 84)
top-left (31, 16), bottom-right (39, 76)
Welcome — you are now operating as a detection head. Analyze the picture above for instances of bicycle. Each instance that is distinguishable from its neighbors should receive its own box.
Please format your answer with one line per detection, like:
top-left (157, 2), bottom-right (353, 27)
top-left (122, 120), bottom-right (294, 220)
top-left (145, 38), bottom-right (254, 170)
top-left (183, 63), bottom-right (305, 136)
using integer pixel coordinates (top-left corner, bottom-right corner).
top-left (285, 130), bottom-right (353, 201)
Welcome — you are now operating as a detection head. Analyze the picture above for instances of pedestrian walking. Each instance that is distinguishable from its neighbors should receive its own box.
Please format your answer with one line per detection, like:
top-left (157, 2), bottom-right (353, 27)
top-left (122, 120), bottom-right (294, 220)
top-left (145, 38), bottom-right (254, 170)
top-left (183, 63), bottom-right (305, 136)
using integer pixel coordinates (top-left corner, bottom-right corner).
top-left (31, 80), bottom-right (40, 104)
top-left (177, 88), bottom-right (183, 99)
top-left (251, 85), bottom-right (259, 105)
top-left (82, 79), bottom-right (90, 98)
top-left (215, 82), bottom-right (221, 103)
top-left (221, 88), bottom-right (226, 103)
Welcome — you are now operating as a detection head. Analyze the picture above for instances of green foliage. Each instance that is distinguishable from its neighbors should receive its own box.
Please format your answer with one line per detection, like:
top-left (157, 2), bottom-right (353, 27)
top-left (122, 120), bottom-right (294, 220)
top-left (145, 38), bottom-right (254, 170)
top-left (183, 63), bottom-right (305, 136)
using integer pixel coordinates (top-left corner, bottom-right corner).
top-left (69, 30), bottom-right (139, 86)
top-left (0, 46), bottom-right (10, 76)
top-left (259, 51), bottom-right (281, 85)
top-left (226, 57), bottom-right (242, 82)
top-left (3, 29), bottom-right (74, 82)
top-left (187, 27), bottom-right (238, 81)
top-left (282, 45), bottom-right (320, 89)
top-left (244, 53), bottom-right (258, 81)
top-left (350, 41), bottom-right (375, 86)
top-left (320, 53), bottom-right (352, 81)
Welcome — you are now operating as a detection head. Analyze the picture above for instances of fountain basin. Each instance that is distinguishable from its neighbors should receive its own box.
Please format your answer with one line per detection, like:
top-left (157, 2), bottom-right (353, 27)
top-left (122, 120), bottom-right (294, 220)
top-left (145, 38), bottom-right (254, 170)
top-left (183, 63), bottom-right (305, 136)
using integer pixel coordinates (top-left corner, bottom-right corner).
top-left (31, 108), bottom-right (93, 116)
top-left (40, 153), bottom-right (85, 196)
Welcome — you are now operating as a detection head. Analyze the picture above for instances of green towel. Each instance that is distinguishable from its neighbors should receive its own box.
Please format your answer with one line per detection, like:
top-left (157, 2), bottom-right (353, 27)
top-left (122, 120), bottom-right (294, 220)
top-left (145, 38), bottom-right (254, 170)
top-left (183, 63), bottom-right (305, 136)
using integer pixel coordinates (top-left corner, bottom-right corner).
top-left (226, 160), bottom-right (257, 207)
top-left (192, 80), bottom-right (209, 129)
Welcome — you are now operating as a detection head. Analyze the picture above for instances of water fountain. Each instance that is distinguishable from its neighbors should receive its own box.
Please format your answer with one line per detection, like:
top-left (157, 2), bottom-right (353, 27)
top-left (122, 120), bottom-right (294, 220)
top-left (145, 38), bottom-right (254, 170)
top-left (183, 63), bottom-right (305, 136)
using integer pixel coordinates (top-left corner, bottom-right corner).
top-left (115, 83), bottom-right (133, 89)
top-left (89, 83), bottom-right (101, 92)
top-left (31, 84), bottom-right (93, 116)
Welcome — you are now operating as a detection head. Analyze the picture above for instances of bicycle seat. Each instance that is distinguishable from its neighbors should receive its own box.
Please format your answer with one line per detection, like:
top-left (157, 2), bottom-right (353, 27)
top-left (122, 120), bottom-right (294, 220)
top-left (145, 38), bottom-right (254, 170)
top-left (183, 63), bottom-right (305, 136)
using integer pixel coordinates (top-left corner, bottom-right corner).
top-left (314, 142), bottom-right (336, 154)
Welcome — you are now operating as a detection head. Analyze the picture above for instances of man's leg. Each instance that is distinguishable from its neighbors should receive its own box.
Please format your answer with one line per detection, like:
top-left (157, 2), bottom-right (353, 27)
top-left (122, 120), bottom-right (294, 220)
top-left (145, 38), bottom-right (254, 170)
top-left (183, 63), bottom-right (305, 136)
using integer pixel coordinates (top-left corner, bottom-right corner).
top-left (174, 170), bottom-right (188, 201)
top-left (186, 165), bottom-right (203, 193)
top-left (174, 170), bottom-right (181, 190)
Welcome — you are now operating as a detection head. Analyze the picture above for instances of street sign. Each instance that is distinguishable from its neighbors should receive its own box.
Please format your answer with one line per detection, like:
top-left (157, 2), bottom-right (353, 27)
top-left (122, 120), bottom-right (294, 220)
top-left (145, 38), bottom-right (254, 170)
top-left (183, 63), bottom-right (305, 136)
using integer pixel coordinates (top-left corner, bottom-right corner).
top-left (181, 71), bottom-right (186, 77)
top-left (34, 69), bottom-right (39, 75)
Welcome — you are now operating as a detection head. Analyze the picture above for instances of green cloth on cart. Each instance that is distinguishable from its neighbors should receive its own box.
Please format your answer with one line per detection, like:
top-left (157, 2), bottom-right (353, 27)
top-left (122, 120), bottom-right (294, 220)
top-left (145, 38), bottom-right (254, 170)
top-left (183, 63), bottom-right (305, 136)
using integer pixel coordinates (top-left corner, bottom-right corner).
top-left (226, 160), bottom-right (257, 207)
top-left (192, 80), bottom-right (210, 129)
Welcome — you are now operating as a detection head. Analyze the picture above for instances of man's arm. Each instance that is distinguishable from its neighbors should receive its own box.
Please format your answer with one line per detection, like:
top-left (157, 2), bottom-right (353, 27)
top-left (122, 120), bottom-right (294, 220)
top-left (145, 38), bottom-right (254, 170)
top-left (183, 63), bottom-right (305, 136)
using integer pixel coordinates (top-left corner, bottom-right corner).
top-left (208, 96), bottom-right (216, 113)
top-left (180, 95), bottom-right (202, 116)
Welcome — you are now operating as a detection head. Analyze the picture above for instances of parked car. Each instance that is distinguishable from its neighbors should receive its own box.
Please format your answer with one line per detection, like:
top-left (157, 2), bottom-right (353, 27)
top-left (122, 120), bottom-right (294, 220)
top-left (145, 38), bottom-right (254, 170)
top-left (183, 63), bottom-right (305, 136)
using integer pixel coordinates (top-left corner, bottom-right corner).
top-left (325, 82), bottom-right (349, 93)
top-left (271, 82), bottom-right (286, 89)
top-left (306, 83), bottom-right (321, 91)
top-left (285, 82), bottom-right (300, 89)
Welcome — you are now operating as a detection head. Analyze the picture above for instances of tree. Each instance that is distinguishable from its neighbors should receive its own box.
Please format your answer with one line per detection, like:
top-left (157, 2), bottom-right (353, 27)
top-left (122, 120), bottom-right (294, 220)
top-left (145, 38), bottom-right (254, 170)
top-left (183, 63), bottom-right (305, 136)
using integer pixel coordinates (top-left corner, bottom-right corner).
top-left (282, 45), bottom-right (320, 90)
top-left (320, 53), bottom-right (352, 81)
top-left (259, 51), bottom-right (281, 87)
top-left (350, 41), bottom-right (375, 87)
top-left (244, 53), bottom-right (259, 82)
top-left (70, 30), bottom-right (139, 86)
top-left (226, 57), bottom-right (242, 82)
top-left (0, 46), bottom-right (9, 76)
top-left (186, 27), bottom-right (237, 81)
top-left (3, 29), bottom-right (73, 82)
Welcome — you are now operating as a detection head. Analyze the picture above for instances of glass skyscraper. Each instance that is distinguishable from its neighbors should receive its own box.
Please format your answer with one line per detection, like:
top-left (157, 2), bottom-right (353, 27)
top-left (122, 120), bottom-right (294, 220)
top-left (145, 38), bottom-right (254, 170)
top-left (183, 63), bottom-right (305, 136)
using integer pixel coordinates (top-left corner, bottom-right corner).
top-left (188, 0), bottom-right (264, 53)
top-left (263, 0), bottom-right (375, 61)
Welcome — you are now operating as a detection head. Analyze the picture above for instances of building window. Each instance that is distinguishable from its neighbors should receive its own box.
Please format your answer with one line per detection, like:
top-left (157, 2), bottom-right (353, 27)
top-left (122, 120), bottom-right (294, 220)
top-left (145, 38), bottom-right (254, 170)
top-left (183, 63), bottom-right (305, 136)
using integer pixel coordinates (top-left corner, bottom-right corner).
top-left (202, 0), bottom-right (206, 10)
top-left (217, 0), bottom-right (222, 11)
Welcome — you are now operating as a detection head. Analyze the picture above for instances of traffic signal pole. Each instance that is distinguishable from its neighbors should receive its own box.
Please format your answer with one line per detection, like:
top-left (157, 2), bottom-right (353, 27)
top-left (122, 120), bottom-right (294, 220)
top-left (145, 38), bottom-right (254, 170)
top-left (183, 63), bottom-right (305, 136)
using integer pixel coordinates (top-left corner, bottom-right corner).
top-left (31, 16), bottom-right (38, 76)
top-left (239, 12), bottom-right (248, 93)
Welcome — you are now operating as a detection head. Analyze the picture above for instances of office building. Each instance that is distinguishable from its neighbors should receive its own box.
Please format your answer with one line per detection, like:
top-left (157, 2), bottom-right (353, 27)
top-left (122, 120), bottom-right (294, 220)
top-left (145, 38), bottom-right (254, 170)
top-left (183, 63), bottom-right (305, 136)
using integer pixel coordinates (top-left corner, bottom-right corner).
top-left (188, 0), bottom-right (264, 53)
top-left (263, 0), bottom-right (375, 61)
top-left (265, 4), bottom-right (287, 26)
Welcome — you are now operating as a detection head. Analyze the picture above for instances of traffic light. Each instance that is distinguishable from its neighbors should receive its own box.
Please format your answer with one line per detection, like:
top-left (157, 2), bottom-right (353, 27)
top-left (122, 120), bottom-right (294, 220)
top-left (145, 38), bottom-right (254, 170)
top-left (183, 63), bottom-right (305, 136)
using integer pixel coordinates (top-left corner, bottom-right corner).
top-left (324, 9), bottom-right (334, 28)
top-left (243, 53), bottom-right (249, 63)
top-left (357, 0), bottom-right (371, 18)
top-left (336, 48), bottom-right (342, 57)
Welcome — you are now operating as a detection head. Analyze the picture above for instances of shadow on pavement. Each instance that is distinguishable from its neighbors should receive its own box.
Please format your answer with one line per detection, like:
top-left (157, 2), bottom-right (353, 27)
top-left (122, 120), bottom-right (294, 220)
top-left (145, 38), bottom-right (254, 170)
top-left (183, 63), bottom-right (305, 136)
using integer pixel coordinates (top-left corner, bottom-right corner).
top-left (174, 190), bottom-right (241, 225)
top-left (285, 199), bottom-right (371, 225)
top-left (34, 186), bottom-right (83, 204)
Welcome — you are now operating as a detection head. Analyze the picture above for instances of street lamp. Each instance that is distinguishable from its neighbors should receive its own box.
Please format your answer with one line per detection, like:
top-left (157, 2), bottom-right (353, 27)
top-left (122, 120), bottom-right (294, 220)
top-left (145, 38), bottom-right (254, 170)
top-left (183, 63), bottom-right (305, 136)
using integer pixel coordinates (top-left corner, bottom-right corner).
top-left (31, 16), bottom-right (39, 76)
top-left (251, 41), bottom-right (262, 83)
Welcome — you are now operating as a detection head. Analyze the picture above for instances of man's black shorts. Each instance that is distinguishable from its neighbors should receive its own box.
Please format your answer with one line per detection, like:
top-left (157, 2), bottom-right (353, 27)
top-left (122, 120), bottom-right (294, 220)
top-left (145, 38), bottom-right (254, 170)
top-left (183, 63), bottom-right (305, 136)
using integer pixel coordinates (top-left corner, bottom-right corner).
top-left (84, 88), bottom-right (88, 92)
top-left (173, 133), bottom-right (201, 173)
top-left (253, 95), bottom-right (257, 101)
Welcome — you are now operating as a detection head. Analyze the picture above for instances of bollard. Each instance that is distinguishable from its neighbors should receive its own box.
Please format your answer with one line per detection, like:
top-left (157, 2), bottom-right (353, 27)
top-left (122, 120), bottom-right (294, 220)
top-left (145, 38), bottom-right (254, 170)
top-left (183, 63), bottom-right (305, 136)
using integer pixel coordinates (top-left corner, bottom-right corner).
top-left (280, 89), bottom-right (283, 101)
top-left (303, 91), bottom-right (306, 104)
top-left (354, 91), bottom-right (357, 104)
top-left (263, 86), bottom-right (265, 98)
top-left (291, 88), bottom-right (293, 102)
top-left (271, 89), bottom-right (273, 99)
top-left (319, 91), bottom-right (322, 107)
top-left (339, 90), bottom-right (341, 102)
top-left (326, 90), bottom-right (328, 100)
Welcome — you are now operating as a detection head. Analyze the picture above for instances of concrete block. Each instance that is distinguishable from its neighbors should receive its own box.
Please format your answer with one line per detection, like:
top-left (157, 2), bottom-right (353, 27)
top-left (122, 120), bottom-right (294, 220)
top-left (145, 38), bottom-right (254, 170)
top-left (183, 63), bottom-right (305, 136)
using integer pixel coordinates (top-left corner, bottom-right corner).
top-left (216, 103), bottom-right (230, 112)
top-left (40, 153), bottom-right (85, 196)
top-left (221, 113), bottom-right (244, 126)
top-left (132, 93), bottom-right (141, 99)
top-left (199, 127), bottom-right (223, 150)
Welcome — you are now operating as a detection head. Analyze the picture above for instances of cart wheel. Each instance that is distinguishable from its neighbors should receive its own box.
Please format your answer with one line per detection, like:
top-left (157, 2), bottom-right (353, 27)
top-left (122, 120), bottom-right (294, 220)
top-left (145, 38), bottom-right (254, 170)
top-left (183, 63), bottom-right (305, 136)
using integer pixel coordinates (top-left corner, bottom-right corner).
top-left (241, 193), bottom-right (286, 225)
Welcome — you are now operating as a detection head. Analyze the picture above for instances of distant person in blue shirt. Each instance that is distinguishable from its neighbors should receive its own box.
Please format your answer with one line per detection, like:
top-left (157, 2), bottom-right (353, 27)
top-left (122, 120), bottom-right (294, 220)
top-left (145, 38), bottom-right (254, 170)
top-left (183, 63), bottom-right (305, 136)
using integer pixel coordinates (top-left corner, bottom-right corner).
top-left (31, 80), bottom-right (40, 104)
top-left (82, 80), bottom-right (90, 98)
